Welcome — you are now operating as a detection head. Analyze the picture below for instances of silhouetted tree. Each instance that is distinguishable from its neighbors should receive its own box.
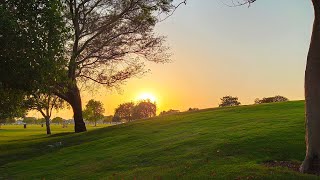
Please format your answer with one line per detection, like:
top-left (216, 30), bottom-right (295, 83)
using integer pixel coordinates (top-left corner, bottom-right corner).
top-left (219, 96), bottom-right (241, 107)
top-left (114, 102), bottom-right (135, 122)
top-left (132, 100), bottom-right (157, 120)
top-left (83, 100), bottom-right (105, 126)
top-left (254, 96), bottom-right (289, 104)
top-left (160, 109), bottom-right (180, 116)
top-left (50, 0), bottom-right (185, 132)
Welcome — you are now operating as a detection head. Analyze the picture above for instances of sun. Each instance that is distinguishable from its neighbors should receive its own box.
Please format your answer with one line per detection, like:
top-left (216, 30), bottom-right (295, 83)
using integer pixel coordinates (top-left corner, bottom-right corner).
top-left (136, 93), bottom-right (157, 102)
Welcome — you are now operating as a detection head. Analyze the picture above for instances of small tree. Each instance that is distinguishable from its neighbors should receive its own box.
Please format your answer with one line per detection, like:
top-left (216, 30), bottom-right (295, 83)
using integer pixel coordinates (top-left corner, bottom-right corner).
top-left (83, 100), bottom-right (105, 126)
top-left (52, 117), bottom-right (64, 124)
top-left (23, 117), bottom-right (37, 124)
top-left (132, 100), bottom-right (157, 120)
top-left (27, 94), bottom-right (64, 135)
top-left (103, 116), bottom-right (113, 124)
top-left (114, 102), bottom-right (135, 122)
top-left (219, 96), bottom-right (241, 107)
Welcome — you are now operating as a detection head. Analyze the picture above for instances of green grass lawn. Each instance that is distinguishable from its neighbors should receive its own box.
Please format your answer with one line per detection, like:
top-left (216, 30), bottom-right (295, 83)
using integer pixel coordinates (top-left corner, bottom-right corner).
top-left (0, 101), bottom-right (318, 179)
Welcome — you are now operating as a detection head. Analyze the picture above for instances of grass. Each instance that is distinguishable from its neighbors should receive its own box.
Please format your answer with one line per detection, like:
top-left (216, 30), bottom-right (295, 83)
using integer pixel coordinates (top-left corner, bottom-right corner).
top-left (0, 101), bottom-right (318, 179)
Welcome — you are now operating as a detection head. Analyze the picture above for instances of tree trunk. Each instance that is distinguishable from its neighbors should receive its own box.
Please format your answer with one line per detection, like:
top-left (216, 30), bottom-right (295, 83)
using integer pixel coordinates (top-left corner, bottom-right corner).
top-left (67, 86), bottom-right (87, 133)
top-left (45, 117), bottom-right (51, 135)
top-left (300, 0), bottom-right (320, 174)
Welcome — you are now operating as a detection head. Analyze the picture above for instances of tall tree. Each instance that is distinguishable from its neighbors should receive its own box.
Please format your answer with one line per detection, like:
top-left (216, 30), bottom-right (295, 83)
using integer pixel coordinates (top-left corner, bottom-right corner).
top-left (233, 0), bottom-right (320, 173)
top-left (0, 0), bottom-right (67, 127)
top-left (52, 0), bottom-right (184, 132)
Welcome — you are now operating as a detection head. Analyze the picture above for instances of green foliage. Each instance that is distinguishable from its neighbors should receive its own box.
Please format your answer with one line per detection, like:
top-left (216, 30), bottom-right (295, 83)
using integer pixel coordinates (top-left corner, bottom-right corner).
top-left (0, 87), bottom-right (27, 119)
top-left (37, 118), bottom-right (46, 124)
top-left (83, 100), bottom-right (105, 126)
top-left (0, 0), bottom-right (67, 92)
top-left (52, 117), bottom-right (64, 124)
top-left (0, 101), bottom-right (316, 179)
top-left (22, 117), bottom-right (37, 124)
top-left (254, 95), bottom-right (289, 104)
top-left (219, 96), bottom-right (241, 107)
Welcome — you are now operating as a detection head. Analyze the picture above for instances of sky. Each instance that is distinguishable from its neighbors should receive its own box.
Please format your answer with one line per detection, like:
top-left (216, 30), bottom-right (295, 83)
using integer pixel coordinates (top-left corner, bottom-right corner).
top-left (29, 0), bottom-right (314, 119)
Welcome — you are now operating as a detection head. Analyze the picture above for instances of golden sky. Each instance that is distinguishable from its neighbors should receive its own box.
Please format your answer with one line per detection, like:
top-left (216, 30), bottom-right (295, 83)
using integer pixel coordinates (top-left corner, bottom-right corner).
top-left (30, 0), bottom-right (312, 119)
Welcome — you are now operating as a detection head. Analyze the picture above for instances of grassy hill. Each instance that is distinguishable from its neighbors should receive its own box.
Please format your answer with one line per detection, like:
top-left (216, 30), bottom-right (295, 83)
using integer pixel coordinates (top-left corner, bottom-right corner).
top-left (0, 101), bottom-right (318, 179)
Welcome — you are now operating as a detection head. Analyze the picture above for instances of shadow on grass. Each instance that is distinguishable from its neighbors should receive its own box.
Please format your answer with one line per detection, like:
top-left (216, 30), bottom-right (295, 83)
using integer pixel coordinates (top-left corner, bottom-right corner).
top-left (48, 132), bottom-right (74, 138)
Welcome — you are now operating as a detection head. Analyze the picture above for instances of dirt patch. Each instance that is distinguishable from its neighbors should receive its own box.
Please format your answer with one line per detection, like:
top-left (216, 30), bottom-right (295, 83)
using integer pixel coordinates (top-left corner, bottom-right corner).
top-left (264, 160), bottom-right (301, 172)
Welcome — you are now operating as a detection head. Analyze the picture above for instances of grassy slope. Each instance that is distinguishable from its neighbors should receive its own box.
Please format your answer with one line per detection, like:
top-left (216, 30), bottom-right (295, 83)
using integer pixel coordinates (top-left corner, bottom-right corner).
top-left (0, 101), bottom-right (318, 179)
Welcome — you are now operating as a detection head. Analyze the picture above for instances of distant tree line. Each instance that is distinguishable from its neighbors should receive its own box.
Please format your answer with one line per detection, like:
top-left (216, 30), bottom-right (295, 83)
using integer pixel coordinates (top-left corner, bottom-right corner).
top-left (254, 95), bottom-right (288, 104)
top-left (218, 95), bottom-right (289, 107)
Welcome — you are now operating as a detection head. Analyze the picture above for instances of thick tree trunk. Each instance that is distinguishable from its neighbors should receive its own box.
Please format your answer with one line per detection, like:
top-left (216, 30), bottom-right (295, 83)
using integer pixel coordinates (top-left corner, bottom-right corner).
top-left (300, 0), bottom-right (320, 174)
top-left (67, 86), bottom-right (87, 133)
top-left (45, 117), bottom-right (51, 135)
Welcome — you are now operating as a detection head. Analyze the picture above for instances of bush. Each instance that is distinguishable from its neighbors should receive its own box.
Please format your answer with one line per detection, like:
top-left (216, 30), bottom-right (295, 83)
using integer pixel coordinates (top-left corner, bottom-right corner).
top-left (159, 109), bottom-right (180, 116)
top-left (219, 96), bottom-right (241, 107)
top-left (254, 95), bottom-right (288, 104)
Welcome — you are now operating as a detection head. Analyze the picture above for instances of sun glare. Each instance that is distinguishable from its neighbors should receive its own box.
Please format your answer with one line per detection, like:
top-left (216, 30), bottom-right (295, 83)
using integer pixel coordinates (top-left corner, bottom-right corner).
top-left (137, 93), bottom-right (157, 103)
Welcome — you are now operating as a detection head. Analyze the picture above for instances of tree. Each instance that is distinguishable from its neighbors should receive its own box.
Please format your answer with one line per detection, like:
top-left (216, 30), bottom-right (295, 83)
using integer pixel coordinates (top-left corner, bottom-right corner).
top-left (83, 100), bottom-right (105, 126)
top-left (1, 0), bottom-right (184, 132)
top-left (114, 102), bottom-right (135, 122)
top-left (0, 0), bottom-right (68, 132)
top-left (26, 94), bottom-right (64, 135)
top-left (50, 0), bottom-right (184, 132)
top-left (52, 117), bottom-right (64, 124)
top-left (132, 100), bottom-right (157, 120)
top-left (0, 87), bottom-right (27, 119)
top-left (254, 96), bottom-right (289, 104)
top-left (218, 96), bottom-right (241, 107)
top-left (23, 117), bottom-right (37, 124)
top-left (233, 0), bottom-right (319, 173)
top-left (159, 109), bottom-right (180, 116)
top-left (103, 115), bottom-right (113, 124)
top-left (0, 0), bottom-right (67, 92)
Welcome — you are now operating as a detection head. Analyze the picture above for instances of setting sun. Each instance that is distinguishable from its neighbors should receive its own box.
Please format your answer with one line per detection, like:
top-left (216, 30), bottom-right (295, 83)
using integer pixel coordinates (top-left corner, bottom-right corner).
top-left (136, 93), bottom-right (157, 103)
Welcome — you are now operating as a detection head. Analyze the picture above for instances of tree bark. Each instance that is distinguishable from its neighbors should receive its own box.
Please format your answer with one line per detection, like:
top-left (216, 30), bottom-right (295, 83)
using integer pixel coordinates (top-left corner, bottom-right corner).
top-left (45, 117), bottom-right (51, 135)
top-left (67, 86), bottom-right (87, 133)
top-left (300, 0), bottom-right (320, 174)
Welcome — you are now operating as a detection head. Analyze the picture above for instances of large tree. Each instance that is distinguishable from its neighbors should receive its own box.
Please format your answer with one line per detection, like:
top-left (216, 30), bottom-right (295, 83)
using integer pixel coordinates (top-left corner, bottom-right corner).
top-left (235, 0), bottom-right (320, 174)
top-left (0, 0), bottom-right (67, 123)
top-left (52, 0), bottom-right (185, 132)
